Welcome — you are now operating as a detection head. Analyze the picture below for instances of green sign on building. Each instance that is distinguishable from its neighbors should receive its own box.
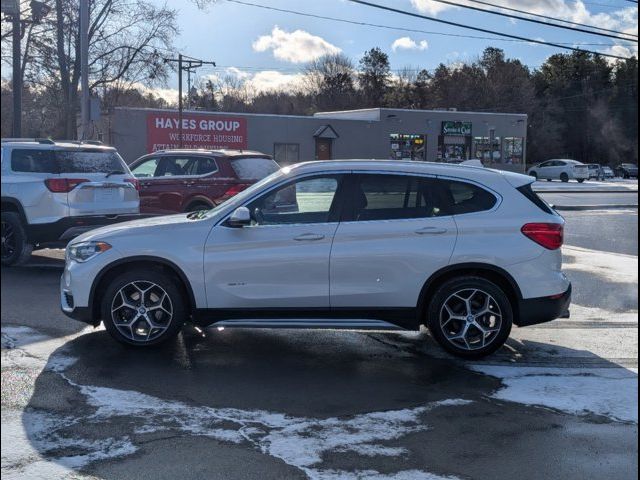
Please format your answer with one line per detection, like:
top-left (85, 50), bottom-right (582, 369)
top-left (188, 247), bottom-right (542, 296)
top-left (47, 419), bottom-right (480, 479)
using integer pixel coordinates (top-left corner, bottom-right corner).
top-left (442, 121), bottom-right (472, 136)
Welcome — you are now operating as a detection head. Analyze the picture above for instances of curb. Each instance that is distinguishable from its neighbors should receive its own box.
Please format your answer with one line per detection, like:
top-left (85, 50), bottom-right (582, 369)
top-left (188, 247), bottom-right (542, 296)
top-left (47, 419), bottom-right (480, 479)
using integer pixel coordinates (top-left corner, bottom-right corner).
top-left (554, 204), bottom-right (639, 211)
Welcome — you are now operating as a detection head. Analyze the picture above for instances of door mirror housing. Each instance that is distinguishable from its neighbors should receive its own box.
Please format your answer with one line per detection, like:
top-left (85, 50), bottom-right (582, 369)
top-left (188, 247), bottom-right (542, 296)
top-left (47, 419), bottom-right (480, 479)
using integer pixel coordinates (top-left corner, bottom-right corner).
top-left (228, 206), bottom-right (251, 228)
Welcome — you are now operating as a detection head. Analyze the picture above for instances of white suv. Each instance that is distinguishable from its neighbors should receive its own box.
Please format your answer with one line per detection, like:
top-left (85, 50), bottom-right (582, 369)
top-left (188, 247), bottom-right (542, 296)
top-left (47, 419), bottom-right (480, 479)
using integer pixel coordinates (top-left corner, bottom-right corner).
top-left (1, 139), bottom-right (140, 266)
top-left (61, 160), bottom-right (571, 358)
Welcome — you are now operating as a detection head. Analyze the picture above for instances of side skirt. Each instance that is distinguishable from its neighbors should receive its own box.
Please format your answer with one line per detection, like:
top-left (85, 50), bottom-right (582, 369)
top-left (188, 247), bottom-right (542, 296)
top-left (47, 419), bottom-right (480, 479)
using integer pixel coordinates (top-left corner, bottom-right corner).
top-left (192, 308), bottom-right (421, 331)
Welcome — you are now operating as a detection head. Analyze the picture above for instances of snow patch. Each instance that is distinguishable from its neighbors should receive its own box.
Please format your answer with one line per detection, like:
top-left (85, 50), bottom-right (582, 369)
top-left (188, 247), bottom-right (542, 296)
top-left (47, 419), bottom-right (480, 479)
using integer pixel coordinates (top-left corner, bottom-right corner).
top-left (471, 365), bottom-right (638, 423)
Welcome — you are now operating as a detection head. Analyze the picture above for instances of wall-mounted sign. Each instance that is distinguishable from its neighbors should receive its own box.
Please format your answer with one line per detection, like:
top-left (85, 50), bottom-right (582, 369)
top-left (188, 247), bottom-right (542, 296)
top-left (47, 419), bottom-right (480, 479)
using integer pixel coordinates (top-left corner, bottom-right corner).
top-left (442, 121), bottom-right (472, 136)
top-left (146, 113), bottom-right (248, 153)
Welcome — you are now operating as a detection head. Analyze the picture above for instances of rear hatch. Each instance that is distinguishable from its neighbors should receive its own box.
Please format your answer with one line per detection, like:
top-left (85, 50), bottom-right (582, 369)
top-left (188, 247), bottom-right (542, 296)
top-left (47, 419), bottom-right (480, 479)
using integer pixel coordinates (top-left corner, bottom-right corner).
top-left (53, 149), bottom-right (139, 216)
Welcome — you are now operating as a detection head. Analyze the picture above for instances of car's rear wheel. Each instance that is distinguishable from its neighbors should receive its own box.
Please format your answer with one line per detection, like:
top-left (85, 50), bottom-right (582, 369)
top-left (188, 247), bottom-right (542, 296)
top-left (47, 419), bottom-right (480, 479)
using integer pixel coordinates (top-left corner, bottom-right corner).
top-left (577, 179), bottom-right (585, 183)
top-left (1, 212), bottom-right (33, 267)
top-left (529, 172), bottom-right (538, 180)
top-left (427, 277), bottom-right (513, 358)
top-left (560, 173), bottom-right (569, 183)
top-left (101, 269), bottom-right (186, 346)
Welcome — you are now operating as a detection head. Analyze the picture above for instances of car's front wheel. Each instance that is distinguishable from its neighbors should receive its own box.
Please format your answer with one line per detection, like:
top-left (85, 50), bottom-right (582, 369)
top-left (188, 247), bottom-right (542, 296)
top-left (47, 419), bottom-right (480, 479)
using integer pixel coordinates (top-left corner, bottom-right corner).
top-left (427, 277), bottom-right (513, 358)
top-left (101, 269), bottom-right (187, 346)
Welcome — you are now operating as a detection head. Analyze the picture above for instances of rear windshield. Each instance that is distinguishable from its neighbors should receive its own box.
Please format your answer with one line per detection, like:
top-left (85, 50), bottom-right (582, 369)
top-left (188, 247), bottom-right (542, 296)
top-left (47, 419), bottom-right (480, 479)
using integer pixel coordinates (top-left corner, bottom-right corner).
top-left (11, 148), bottom-right (125, 174)
top-left (230, 157), bottom-right (279, 180)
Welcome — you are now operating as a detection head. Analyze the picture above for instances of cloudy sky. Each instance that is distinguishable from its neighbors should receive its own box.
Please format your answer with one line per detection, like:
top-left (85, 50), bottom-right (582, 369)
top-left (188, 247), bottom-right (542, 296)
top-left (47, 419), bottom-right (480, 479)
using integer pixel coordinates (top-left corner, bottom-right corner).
top-left (153, 0), bottom-right (638, 94)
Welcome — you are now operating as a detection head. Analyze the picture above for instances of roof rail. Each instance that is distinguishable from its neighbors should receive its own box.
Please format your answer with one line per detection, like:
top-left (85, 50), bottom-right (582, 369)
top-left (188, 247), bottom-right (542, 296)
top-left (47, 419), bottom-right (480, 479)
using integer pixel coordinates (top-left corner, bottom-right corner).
top-left (1, 138), bottom-right (55, 144)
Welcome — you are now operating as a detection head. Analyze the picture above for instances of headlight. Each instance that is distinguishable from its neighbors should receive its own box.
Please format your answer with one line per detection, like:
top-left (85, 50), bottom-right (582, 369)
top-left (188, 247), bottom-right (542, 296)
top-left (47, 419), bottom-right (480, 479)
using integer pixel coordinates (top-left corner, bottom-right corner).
top-left (67, 241), bottom-right (111, 263)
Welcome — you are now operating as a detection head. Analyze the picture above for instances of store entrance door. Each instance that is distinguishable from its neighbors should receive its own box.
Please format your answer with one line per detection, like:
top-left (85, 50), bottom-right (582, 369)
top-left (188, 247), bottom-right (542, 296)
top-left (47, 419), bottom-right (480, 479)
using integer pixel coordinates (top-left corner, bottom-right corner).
top-left (315, 138), bottom-right (332, 160)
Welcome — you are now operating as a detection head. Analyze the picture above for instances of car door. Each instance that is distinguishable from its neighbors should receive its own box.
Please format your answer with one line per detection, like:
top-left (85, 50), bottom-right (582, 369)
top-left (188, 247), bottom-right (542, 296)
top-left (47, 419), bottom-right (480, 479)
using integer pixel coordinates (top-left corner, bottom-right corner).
top-left (536, 161), bottom-right (552, 179)
top-left (139, 155), bottom-right (199, 214)
top-left (330, 173), bottom-right (458, 309)
top-left (203, 174), bottom-right (346, 309)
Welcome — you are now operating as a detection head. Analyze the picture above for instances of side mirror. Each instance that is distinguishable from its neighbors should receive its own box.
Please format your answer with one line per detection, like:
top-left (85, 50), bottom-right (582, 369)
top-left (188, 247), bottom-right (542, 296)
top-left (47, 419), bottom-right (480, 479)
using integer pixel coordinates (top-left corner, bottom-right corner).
top-left (227, 206), bottom-right (251, 228)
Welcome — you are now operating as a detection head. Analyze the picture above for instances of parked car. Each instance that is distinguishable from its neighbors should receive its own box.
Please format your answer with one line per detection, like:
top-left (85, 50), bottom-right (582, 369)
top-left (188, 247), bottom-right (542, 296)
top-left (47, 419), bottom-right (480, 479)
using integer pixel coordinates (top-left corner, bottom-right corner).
top-left (61, 160), bottom-right (571, 358)
top-left (601, 166), bottom-right (615, 179)
top-left (614, 163), bottom-right (638, 179)
top-left (1, 139), bottom-right (140, 266)
top-left (129, 149), bottom-right (279, 214)
top-left (587, 164), bottom-right (601, 180)
top-left (527, 159), bottom-right (589, 183)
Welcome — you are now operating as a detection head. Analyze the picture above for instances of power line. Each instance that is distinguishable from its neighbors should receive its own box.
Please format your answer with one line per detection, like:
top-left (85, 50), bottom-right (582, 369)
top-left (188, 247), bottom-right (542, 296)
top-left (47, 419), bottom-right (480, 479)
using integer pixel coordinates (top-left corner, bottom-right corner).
top-left (461, 0), bottom-right (638, 38)
top-left (225, 0), bottom-right (629, 48)
top-left (346, 0), bottom-right (633, 59)
top-left (428, 0), bottom-right (637, 41)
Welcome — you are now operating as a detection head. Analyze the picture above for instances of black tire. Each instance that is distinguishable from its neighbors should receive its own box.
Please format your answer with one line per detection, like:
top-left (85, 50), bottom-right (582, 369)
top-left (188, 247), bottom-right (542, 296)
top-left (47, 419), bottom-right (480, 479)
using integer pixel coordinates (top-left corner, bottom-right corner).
top-left (529, 172), bottom-right (538, 180)
top-left (546, 179), bottom-right (552, 182)
top-left (1, 211), bottom-right (33, 267)
top-left (101, 268), bottom-right (187, 346)
top-left (560, 173), bottom-right (569, 183)
top-left (577, 179), bottom-right (585, 183)
top-left (426, 276), bottom-right (513, 359)
top-left (185, 202), bottom-right (212, 213)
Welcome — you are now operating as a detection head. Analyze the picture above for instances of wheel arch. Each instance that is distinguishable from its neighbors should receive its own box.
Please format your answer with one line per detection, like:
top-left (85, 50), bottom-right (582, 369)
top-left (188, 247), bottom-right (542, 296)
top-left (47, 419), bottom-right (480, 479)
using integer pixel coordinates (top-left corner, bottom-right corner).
top-left (89, 256), bottom-right (197, 323)
top-left (417, 263), bottom-right (523, 326)
top-left (183, 195), bottom-right (214, 212)
top-left (1, 197), bottom-right (27, 224)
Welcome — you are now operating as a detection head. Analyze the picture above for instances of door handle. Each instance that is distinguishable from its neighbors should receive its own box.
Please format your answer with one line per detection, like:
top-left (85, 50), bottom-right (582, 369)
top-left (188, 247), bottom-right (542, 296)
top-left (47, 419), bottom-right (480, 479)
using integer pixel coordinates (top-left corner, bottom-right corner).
top-left (294, 233), bottom-right (325, 241)
top-left (415, 227), bottom-right (448, 235)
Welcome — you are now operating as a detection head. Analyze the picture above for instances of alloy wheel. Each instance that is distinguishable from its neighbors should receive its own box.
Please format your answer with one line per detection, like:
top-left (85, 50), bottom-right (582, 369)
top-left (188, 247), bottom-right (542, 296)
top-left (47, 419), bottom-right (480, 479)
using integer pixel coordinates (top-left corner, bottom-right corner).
top-left (110, 281), bottom-right (174, 342)
top-left (439, 288), bottom-right (503, 351)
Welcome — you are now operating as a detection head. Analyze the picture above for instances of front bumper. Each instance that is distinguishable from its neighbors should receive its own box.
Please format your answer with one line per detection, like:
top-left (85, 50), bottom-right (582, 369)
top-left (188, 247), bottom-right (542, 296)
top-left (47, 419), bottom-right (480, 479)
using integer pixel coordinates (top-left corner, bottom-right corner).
top-left (28, 214), bottom-right (144, 245)
top-left (515, 283), bottom-right (572, 327)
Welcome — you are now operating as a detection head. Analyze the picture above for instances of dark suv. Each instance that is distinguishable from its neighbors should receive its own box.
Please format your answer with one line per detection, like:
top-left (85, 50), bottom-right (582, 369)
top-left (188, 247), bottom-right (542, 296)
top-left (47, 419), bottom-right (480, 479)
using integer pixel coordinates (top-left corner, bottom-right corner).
top-left (129, 149), bottom-right (279, 214)
top-left (614, 163), bottom-right (638, 179)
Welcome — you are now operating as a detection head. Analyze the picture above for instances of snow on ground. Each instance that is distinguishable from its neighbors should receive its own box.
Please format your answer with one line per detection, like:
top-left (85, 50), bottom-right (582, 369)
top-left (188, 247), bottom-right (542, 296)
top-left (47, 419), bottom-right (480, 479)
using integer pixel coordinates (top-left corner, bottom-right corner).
top-left (469, 366), bottom-right (637, 423)
top-left (2, 326), bottom-right (465, 480)
top-left (563, 246), bottom-right (638, 284)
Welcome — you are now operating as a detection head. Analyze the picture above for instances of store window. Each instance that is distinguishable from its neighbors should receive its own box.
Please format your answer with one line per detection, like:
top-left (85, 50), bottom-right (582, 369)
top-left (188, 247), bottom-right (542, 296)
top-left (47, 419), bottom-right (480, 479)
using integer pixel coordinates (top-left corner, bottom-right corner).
top-left (437, 121), bottom-right (472, 163)
top-left (473, 137), bottom-right (502, 164)
top-left (273, 143), bottom-right (300, 166)
top-left (389, 134), bottom-right (426, 161)
top-left (502, 137), bottom-right (524, 165)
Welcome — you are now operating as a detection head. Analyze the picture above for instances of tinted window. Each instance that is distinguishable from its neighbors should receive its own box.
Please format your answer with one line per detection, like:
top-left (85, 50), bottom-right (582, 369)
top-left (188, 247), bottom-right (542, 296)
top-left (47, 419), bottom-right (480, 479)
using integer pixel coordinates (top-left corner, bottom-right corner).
top-left (55, 150), bottom-right (125, 173)
top-left (436, 180), bottom-right (497, 215)
top-left (517, 183), bottom-right (555, 215)
top-left (132, 158), bottom-right (159, 177)
top-left (11, 149), bottom-right (57, 173)
top-left (197, 157), bottom-right (218, 175)
top-left (248, 176), bottom-right (340, 225)
top-left (11, 149), bottom-right (125, 174)
top-left (156, 156), bottom-right (198, 177)
top-left (351, 174), bottom-right (440, 221)
top-left (230, 158), bottom-right (279, 180)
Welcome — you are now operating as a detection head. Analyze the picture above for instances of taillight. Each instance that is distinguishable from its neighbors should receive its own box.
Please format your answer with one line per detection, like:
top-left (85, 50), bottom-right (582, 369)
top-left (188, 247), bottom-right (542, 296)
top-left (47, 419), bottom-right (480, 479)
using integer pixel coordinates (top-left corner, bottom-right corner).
top-left (45, 178), bottom-right (89, 193)
top-left (521, 223), bottom-right (564, 250)
top-left (125, 177), bottom-right (140, 191)
top-left (224, 184), bottom-right (250, 197)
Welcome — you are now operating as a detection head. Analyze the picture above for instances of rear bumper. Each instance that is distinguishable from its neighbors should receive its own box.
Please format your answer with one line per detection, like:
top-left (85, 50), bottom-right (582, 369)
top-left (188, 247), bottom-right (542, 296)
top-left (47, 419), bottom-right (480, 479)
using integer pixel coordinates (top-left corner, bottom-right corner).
top-left (27, 214), bottom-right (144, 245)
top-left (516, 284), bottom-right (572, 327)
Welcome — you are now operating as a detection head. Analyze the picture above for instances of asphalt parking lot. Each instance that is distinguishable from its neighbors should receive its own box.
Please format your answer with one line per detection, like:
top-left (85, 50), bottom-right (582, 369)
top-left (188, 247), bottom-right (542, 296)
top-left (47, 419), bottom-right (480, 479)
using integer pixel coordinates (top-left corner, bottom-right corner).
top-left (2, 207), bottom-right (638, 480)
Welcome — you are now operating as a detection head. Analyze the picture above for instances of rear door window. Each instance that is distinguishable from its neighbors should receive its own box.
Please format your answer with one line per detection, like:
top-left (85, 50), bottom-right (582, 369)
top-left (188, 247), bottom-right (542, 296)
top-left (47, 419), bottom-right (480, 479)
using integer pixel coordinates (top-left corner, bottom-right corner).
top-left (434, 179), bottom-right (497, 215)
top-left (348, 174), bottom-right (440, 221)
top-left (156, 156), bottom-right (199, 177)
top-left (196, 157), bottom-right (218, 175)
top-left (230, 157), bottom-right (279, 180)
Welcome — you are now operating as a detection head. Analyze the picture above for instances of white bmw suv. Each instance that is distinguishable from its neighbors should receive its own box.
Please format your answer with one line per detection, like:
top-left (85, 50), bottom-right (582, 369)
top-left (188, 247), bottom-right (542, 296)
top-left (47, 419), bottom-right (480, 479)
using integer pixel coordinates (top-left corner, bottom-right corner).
top-left (61, 161), bottom-right (571, 358)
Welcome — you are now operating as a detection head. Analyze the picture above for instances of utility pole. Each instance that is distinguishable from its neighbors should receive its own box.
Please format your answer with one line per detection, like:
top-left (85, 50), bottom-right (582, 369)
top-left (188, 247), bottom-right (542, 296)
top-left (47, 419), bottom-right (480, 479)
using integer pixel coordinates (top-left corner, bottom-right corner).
top-left (11, 6), bottom-right (21, 137)
top-left (79, 0), bottom-right (90, 140)
top-left (163, 54), bottom-right (216, 148)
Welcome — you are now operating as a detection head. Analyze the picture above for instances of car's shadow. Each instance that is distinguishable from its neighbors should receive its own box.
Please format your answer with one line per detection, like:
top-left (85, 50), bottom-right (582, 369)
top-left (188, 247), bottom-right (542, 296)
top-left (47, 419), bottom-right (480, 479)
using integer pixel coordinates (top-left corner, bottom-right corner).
top-left (19, 327), bottom-right (638, 480)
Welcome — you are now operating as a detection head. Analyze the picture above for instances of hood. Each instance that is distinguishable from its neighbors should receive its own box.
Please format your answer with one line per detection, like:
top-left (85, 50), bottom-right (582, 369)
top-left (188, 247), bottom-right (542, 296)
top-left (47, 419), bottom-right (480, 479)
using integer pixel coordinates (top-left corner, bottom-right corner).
top-left (70, 213), bottom-right (210, 244)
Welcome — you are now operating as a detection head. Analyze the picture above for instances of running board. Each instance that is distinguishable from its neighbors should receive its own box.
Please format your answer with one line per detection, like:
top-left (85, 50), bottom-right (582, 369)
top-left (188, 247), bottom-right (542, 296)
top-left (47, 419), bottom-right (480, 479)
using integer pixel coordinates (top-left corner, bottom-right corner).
top-left (212, 319), bottom-right (406, 330)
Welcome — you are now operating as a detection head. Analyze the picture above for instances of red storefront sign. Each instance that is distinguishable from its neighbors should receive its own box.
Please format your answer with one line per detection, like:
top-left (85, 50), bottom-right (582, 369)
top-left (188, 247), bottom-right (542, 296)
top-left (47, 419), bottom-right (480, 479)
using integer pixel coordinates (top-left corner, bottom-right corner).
top-left (146, 113), bottom-right (248, 152)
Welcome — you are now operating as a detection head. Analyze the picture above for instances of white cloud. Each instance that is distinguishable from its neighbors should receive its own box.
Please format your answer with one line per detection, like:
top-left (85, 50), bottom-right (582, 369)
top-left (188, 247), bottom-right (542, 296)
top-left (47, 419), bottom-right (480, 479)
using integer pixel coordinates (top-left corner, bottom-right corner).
top-left (247, 70), bottom-right (305, 93)
top-left (410, 0), bottom-right (453, 16)
top-left (253, 26), bottom-right (341, 64)
top-left (391, 37), bottom-right (429, 52)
